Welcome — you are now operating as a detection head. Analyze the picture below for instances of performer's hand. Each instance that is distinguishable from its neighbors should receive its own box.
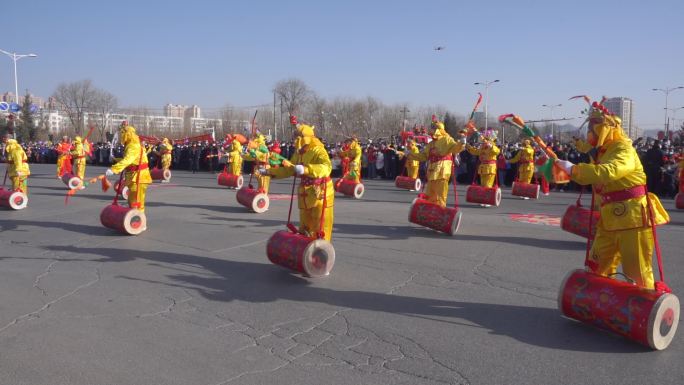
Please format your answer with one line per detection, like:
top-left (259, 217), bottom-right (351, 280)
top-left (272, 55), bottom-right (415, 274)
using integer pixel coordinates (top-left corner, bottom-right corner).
top-left (281, 159), bottom-right (293, 167)
top-left (105, 168), bottom-right (115, 177)
top-left (258, 167), bottom-right (269, 175)
top-left (294, 164), bottom-right (305, 175)
top-left (555, 159), bottom-right (574, 175)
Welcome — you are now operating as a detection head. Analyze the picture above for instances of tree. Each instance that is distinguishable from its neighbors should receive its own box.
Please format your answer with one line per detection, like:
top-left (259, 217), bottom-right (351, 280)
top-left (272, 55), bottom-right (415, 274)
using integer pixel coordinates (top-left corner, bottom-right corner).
top-left (90, 89), bottom-right (118, 142)
top-left (52, 79), bottom-right (98, 135)
top-left (18, 94), bottom-right (38, 141)
top-left (273, 78), bottom-right (310, 117)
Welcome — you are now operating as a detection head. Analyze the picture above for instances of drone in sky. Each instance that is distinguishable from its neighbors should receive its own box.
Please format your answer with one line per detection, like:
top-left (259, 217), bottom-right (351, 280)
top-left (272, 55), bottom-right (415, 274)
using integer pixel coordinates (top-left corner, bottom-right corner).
top-left (433, 46), bottom-right (446, 51)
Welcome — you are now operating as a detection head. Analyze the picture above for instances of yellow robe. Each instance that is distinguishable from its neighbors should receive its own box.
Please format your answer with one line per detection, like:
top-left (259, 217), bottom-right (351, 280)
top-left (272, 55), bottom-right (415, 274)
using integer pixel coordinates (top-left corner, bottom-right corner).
top-left (410, 135), bottom-right (464, 207)
top-left (160, 143), bottom-right (173, 170)
top-left (5, 141), bottom-right (30, 193)
top-left (339, 141), bottom-right (362, 183)
top-left (405, 143), bottom-right (420, 179)
top-left (509, 145), bottom-right (535, 184)
top-left (270, 144), bottom-right (335, 241)
top-left (70, 142), bottom-right (87, 180)
top-left (242, 146), bottom-right (271, 193)
top-left (227, 141), bottom-right (243, 175)
top-left (467, 143), bottom-right (500, 188)
top-left (111, 140), bottom-right (152, 211)
top-left (571, 138), bottom-right (669, 289)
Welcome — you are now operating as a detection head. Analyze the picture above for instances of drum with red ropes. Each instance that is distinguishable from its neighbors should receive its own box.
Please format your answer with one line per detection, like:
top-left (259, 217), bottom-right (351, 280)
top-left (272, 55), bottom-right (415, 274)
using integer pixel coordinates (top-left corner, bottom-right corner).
top-left (61, 172), bottom-right (83, 190)
top-left (150, 168), bottom-right (171, 182)
top-left (675, 192), bottom-right (684, 210)
top-left (236, 187), bottom-right (269, 213)
top-left (558, 269), bottom-right (679, 350)
top-left (0, 188), bottom-right (28, 210)
top-left (408, 198), bottom-right (461, 236)
top-left (101, 147), bottom-right (148, 235)
top-left (561, 188), bottom-right (599, 239)
top-left (395, 176), bottom-right (422, 191)
top-left (511, 181), bottom-right (540, 199)
top-left (267, 230), bottom-right (335, 277)
top-left (466, 185), bottom-right (501, 206)
top-left (218, 172), bottom-right (244, 189)
top-left (335, 178), bottom-right (364, 199)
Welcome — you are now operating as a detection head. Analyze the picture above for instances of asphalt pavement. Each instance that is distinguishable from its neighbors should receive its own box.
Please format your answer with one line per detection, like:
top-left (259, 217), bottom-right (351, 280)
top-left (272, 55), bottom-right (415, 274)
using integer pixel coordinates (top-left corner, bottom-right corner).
top-left (1, 164), bottom-right (683, 385)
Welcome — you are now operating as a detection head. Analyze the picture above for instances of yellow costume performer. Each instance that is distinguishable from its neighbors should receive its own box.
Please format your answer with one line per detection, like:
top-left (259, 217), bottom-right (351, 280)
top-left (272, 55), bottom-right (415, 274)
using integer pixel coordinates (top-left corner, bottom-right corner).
top-left (404, 139), bottom-right (420, 179)
top-left (55, 136), bottom-right (71, 178)
top-left (4, 138), bottom-right (30, 194)
top-left (226, 137), bottom-right (243, 175)
top-left (467, 136), bottom-right (500, 188)
top-left (107, 124), bottom-right (152, 212)
top-left (408, 120), bottom-right (465, 207)
top-left (509, 139), bottom-right (535, 184)
top-left (339, 137), bottom-right (362, 183)
top-left (556, 104), bottom-right (669, 289)
top-left (243, 133), bottom-right (271, 193)
top-left (269, 121), bottom-right (334, 241)
top-left (158, 138), bottom-right (173, 171)
top-left (70, 136), bottom-right (87, 181)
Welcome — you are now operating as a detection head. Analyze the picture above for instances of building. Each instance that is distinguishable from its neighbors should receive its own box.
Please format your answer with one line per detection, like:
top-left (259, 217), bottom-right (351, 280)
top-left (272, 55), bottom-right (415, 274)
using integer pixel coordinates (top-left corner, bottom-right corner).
top-left (603, 97), bottom-right (635, 138)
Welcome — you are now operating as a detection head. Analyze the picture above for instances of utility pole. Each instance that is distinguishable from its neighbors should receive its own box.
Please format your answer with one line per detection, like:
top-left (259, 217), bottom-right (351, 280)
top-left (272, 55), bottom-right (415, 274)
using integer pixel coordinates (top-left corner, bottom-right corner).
top-left (400, 106), bottom-right (410, 131)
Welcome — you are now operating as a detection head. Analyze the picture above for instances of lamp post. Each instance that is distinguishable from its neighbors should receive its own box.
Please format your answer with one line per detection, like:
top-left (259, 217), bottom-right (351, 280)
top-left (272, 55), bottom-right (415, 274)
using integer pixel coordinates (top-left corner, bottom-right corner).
top-left (474, 80), bottom-right (500, 130)
top-left (542, 103), bottom-right (563, 142)
top-left (653, 86), bottom-right (684, 135)
top-left (0, 49), bottom-right (38, 104)
top-left (665, 106), bottom-right (684, 137)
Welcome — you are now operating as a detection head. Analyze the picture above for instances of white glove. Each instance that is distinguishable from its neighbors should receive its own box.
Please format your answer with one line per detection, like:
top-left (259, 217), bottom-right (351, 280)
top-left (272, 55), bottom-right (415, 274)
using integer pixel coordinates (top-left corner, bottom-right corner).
top-left (105, 168), bottom-right (115, 177)
top-left (294, 164), bottom-right (305, 175)
top-left (555, 159), bottom-right (574, 175)
top-left (257, 167), bottom-right (268, 175)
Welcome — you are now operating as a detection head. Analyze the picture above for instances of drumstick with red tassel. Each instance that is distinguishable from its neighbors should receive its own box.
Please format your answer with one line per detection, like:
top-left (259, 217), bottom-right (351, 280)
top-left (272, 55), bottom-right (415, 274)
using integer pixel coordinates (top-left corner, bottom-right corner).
top-left (64, 174), bottom-right (112, 205)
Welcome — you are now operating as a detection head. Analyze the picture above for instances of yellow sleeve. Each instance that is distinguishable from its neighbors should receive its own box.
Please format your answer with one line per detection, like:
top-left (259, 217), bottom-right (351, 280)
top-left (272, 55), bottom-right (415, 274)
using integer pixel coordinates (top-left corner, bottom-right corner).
top-left (445, 140), bottom-right (464, 155)
top-left (269, 165), bottom-right (295, 179)
top-left (574, 139), bottom-right (593, 154)
top-left (304, 146), bottom-right (332, 178)
top-left (509, 150), bottom-right (521, 163)
top-left (572, 142), bottom-right (636, 185)
top-left (411, 145), bottom-right (429, 162)
top-left (467, 144), bottom-right (481, 156)
top-left (110, 144), bottom-right (140, 174)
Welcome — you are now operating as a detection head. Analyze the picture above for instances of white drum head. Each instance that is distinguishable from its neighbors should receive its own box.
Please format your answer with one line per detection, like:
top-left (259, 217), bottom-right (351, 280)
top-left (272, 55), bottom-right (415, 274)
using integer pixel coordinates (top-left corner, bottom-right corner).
top-left (648, 293), bottom-right (680, 350)
top-left (67, 176), bottom-right (82, 190)
top-left (414, 178), bottom-right (422, 191)
top-left (123, 209), bottom-right (147, 235)
top-left (236, 175), bottom-right (244, 189)
top-left (303, 239), bottom-right (336, 277)
top-left (120, 186), bottom-right (129, 200)
top-left (533, 184), bottom-right (540, 199)
top-left (494, 187), bottom-right (502, 207)
top-left (353, 183), bottom-right (364, 199)
top-left (8, 191), bottom-right (28, 210)
top-left (252, 193), bottom-right (270, 213)
top-left (449, 210), bottom-right (462, 236)
top-left (162, 169), bottom-right (172, 181)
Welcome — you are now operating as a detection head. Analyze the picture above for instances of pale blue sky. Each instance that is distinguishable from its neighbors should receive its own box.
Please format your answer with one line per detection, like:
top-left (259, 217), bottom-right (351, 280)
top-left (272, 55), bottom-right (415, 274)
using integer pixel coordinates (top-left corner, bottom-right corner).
top-left (4, 0), bottom-right (683, 129)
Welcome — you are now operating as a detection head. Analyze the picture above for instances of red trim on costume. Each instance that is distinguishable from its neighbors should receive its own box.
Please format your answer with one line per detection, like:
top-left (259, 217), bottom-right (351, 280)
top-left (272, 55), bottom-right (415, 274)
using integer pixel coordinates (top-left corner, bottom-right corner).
top-left (600, 185), bottom-right (646, 206)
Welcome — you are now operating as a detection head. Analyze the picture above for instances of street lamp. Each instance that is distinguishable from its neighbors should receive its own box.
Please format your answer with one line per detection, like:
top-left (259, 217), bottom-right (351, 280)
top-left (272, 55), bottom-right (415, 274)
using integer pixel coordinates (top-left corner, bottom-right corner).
top-left (0, 49), bottom-right (38, 104)
top-left (542, 103), bottom-right (563, 142)
top-left (653, 86), bottom-right (684, 135)
top-left (474, 79), bottom-right (500, 130)
top-left (665, 106), bottom-right (684, 135)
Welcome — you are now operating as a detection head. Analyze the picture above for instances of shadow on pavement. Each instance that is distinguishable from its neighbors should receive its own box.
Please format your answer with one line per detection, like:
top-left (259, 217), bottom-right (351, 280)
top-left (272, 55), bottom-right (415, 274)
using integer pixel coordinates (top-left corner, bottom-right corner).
top-left (41, 244), bottom-right (647, 354)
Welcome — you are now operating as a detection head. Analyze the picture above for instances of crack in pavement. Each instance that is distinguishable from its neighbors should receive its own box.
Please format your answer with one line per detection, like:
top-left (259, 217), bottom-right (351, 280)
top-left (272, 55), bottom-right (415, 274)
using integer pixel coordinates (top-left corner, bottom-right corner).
top-left (32, 260), bottom-right (59, 297)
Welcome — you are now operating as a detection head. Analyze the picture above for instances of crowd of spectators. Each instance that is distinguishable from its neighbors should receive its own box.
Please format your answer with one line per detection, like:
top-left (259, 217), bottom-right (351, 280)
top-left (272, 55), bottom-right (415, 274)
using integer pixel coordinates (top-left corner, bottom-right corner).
top-left (4, 135), bottom-right (683, 199)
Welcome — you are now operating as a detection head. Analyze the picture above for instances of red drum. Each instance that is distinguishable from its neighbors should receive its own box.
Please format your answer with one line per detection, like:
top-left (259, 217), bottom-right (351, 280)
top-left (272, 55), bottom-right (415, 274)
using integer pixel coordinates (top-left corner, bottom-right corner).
top-left (561, 204), bottom-right (600, 239)
top-left (114, 182), bottom-right (129, 200)
top-left (408, 198), bottom-right (461, 236)
top-left (336, 179), bottom-right (364, 199)
top-left (266, 230), bottom-right (335, 277)
top-left (559, 269), bottom-right (680, 350)
top-left (0, 189), bottom-right (28, 210)
top-left (466, 185), bottom-right (501, 206)
top-left (217, 173), bottom-right (244, 189)
top-left (511, 181), bottom-right (540, 199)
top-left (676, 193), bottom-right (684, 210)
top-left (236, 187), bottom-right (269, 213)
top-left (61, 172), bottom-right (83, 189)
top-left (100, 204), bottom-right (147, 235)
top-left (395, 176), bottom-right (422, 191)
top-left (150, 168), bottom-right (171, 182)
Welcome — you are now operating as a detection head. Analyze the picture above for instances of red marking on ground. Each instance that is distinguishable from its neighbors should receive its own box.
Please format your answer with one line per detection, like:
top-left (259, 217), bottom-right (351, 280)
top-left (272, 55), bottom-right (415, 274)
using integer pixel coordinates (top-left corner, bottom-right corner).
top-left (268, 194), bottom-right (293, 200)
top-left (509, 213), bottom-right (561, 227)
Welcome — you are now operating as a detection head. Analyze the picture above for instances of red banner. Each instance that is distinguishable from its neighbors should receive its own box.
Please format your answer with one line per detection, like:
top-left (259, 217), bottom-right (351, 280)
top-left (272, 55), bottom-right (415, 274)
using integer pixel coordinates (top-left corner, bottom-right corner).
top-left (172, 133), bottom-right (214, 145)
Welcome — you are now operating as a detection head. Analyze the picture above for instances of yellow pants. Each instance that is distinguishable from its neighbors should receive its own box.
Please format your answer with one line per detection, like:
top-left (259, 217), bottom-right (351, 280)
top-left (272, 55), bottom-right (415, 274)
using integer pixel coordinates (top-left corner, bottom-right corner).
top-left (161, 155), bottom-right (172, 170)
top-left (480, 173), bottom-right (496, 188)
top-left (406, 165), bottom-right (419, 179)
top-left (127, 183), bottom-right (149, 212)
top-left (344, 163), bottom-right (361, 183)
top-left (299, 205), bottom-right (334, 241)
top-left (590, 226), bottom-right (655, 289)
top-left (11, 176), bottom-right (28, 194)
top-left (73, 158), bottom-right (86, 180)
top-left (518, 170), bottom-right (533, 184)
top-left (256, 173), bottom-right (271, 194)
top-left (425, 178), bottom-right (449, 207)
top-left (56, 156), bottom-right (67, 177)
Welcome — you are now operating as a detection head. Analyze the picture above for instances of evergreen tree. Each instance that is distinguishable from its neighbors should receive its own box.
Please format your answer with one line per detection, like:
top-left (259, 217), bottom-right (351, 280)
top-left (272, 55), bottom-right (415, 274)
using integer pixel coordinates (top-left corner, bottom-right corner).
top-left (19, 94), bottom-right (37, 141)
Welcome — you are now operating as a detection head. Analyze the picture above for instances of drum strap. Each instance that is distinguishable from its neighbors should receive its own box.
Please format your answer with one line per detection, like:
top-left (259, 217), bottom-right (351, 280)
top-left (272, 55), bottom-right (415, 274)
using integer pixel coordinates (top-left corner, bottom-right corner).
top-left (317, 181), bottom-right (328, 239)
top-left (645, 187), bottom-right (671, 293)
top-left (451, 154), bottom-right (459, 209)
top-left (2, 167), bottom-right (7, 188)
top-left (132, 146), bottom-right (144, 209)
top-left (285, 171), bottom-right (299, 235)
top-left (583, 187), bottom-right (598, 272)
